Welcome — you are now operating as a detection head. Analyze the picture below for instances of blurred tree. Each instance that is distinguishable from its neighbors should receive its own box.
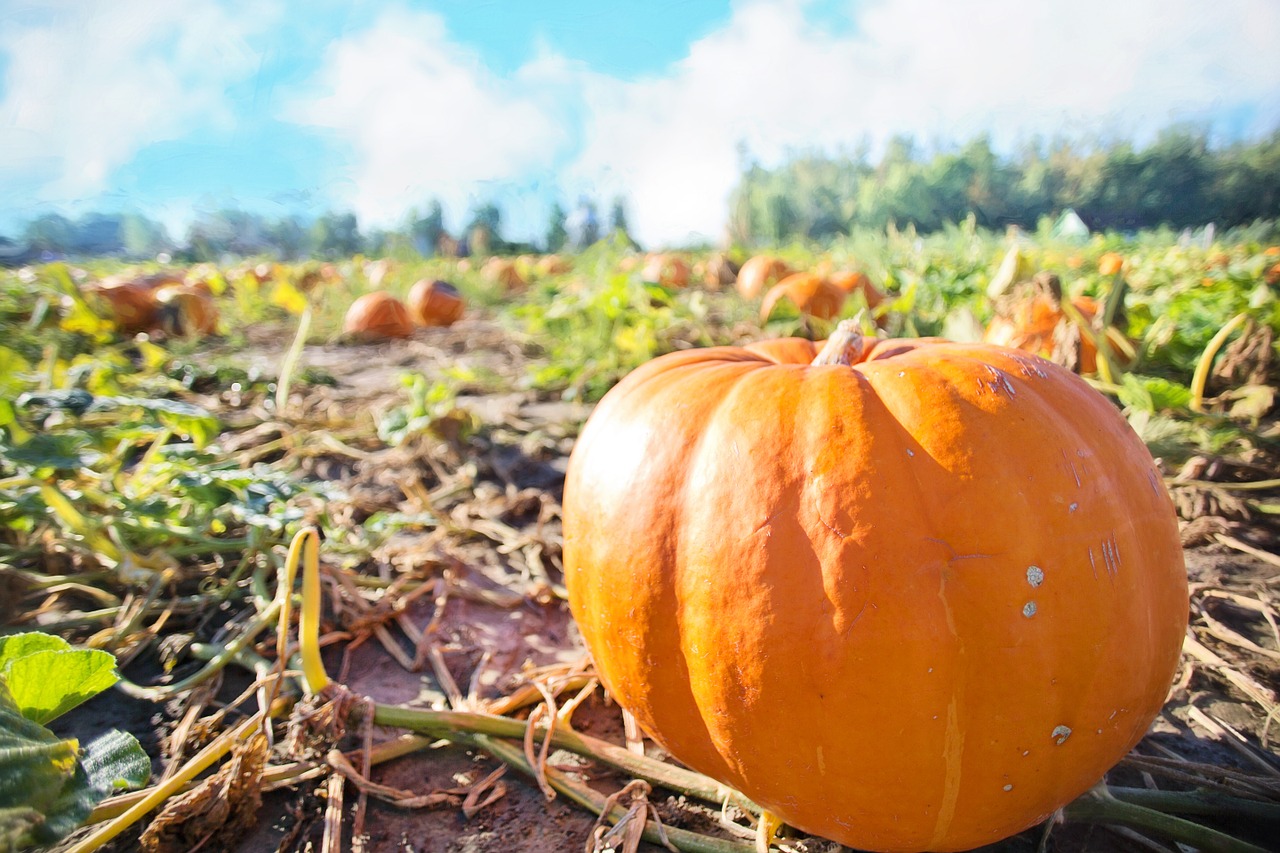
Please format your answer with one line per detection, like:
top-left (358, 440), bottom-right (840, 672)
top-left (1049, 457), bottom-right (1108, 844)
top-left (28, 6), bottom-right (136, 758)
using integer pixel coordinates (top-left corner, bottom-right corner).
top-left (23, 214), bottom-right (75, 255)
top-left (311, 212), bottom-right (362, 258)
top-left (566, 198), bottom-right (599, 250)
top-left (120, 213), bottom-right (171, 258)
top-left (545, 201), bottom-right (568, 252)
top-left (409, 200), bottom-right (446, 256)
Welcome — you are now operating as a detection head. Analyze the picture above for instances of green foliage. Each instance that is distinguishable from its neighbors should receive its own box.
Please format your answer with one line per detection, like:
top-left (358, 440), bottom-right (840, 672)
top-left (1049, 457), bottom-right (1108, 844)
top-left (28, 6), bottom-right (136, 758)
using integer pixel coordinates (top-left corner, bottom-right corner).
top-left (729, 130), bottom-right (1280, 245)
top-left (0, 633), bottom-right (149, 851)
top-left (378, 373), bottom-right (477, 446)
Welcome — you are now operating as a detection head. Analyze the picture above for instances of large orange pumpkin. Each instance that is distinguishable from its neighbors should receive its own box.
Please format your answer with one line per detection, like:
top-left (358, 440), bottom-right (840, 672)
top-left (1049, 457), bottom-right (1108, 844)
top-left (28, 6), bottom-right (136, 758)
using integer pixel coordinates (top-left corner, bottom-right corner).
top-left (759, 272), bottom-right (845, 321)
top-left (343, 291), bottom-right (414, 340)
top-left (406, 279), bottom-right (464, 328)
top-left (736, 255), bottom-right (792, 299)
top-left (563, 326), bottom-right (1187, 852)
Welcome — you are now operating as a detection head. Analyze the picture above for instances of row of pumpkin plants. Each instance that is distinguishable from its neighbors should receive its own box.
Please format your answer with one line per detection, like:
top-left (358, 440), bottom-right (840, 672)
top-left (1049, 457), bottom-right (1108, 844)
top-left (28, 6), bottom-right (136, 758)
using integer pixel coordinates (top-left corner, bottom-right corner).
top-left (70, 236), bottom-right (1278, 387)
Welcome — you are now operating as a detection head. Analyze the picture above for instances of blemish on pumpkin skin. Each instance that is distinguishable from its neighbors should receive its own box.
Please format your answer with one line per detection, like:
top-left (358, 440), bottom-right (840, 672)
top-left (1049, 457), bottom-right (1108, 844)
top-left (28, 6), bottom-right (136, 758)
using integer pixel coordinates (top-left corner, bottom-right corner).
top-left (1051, 725), bottom-right (1072, 745)
top-left (1069, 502), bottom-right (1079, 512)
top-left (1026, 566), bottom-right (1045, 587)
top-left (1022, 601), bottom-right (1037, 618)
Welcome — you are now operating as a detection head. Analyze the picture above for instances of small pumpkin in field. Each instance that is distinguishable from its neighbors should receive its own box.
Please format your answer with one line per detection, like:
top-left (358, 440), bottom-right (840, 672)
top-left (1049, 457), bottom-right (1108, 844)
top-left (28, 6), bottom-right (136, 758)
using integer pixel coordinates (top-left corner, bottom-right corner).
top-left (735, 255), bottom-right (792, 299)
top-left (535, 254), bottom-right (572, 277)
top-left (563, 324), bottom-right (1187, 853)
top-left (827, 270), bottom-right (884, 309)
top-left (759, 272), bottom-right (845, 322)
top-left (343, 291), bottom-right (414, 340)
top-left (983, 272), bottom-right (1128, 375)
top-left (407, 279), bottom-right (464, 327)
top-left (481, 257), bottom-right (526, 293)
top-left (155, 284), bottom-right (218, 337)
top-left (1097, 252), bottom-right (1124, 276)
top-left (641, 254), bottom-right (691, 288)
top-left (697, 253), bottom-right (739, 290)
top-left (85, 279), bottom-right (159, 333)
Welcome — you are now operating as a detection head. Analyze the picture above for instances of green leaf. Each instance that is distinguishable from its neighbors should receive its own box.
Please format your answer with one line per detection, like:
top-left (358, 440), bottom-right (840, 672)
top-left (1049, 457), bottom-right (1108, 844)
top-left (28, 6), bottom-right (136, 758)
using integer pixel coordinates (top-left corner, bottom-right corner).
top-left (0, 639), bottom-right (119, 725)
top-left (81, 730), bottom-right (150, 795)
top-left (0, 634), bottom-right (72, 665)
top-left (0, 681), bottom-right (148, 851)
top-left (0, 682), bottom-right (82, 849)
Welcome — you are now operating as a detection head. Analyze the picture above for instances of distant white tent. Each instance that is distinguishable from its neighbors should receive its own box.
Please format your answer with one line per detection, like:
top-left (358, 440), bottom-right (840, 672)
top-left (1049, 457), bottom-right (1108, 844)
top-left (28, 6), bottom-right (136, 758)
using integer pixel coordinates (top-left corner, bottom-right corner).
top-left (1050, 209), bottom-right (1090, 241)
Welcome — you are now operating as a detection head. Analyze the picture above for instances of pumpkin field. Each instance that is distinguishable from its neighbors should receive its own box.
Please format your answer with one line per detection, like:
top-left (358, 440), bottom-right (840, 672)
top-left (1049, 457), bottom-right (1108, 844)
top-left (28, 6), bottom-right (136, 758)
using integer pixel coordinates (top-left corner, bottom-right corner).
top-left (2, 223), bottom-right (1279, 853)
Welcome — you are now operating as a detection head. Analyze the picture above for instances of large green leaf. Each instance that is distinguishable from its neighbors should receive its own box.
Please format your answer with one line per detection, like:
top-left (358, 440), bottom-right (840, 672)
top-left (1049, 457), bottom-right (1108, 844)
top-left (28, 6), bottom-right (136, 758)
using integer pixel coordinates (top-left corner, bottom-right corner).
top-left (0, 682), bottom-right (82, 851)
top-left (0, 633), bottom-right (119, 726)
top-left (0, 659), bottom-right (149, 852)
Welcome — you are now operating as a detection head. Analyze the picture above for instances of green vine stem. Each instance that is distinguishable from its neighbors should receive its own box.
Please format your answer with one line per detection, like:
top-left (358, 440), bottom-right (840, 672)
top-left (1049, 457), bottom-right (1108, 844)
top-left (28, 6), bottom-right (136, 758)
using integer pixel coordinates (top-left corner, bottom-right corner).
top-left (372, 703), bottom-right (759, 815)
top-left (275, 305), bottom-right (312, 414)
top-left (1190, 312), bottom-right (1249, 413)
top-left (1063, 785), bottom-right (1271, 853)
top-left (476, 733), bottom-right (753, 853)
top-left (1106, 786), bottom-right (1280, 822)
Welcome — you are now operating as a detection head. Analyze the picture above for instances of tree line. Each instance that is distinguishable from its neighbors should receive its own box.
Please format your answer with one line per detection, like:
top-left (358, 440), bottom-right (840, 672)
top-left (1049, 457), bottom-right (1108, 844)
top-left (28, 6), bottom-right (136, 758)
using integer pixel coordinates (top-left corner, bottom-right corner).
top-left (727, 128), bottom-right (1280, 245)
top-left (0, 197), bottom-right (631, 265)
top-left (2, 127), bottom-right (1277, 263)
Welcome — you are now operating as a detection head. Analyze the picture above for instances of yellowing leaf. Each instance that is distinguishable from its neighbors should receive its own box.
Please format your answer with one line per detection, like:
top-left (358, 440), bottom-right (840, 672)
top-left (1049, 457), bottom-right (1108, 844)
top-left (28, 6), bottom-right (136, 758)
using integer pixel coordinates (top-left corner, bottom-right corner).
top-left (270, 281), bottom-right (309, 315)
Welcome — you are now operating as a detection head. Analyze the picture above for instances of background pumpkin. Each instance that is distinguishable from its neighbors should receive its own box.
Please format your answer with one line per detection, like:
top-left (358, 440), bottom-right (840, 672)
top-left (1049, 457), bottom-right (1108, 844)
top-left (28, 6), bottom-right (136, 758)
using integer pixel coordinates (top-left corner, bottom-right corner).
top-left (407, 279), bottom-right (464, 328)
top-left (983, 273), bottom-right (1130, 374)
top-left (641, 253), bottom-right (691, 288)
top-left (155, 284), bottom-right (218, 337)
top-left (563, 328), bottom-right (1187, 852)
top-left (759, 271), bottom-right (845, 321)
top-left (735, 255), bottom-right (792, 299)
top-left (84, 279), bottom-right (159, 333)
top-left (342, 290), bottom-right (415, 340)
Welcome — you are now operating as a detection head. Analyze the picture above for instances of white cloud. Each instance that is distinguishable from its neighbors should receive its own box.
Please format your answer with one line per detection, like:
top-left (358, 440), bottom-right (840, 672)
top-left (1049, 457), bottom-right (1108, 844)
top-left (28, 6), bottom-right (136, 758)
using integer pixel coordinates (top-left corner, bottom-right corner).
top-left (565, 0), bottom-right (1280, 246)
top-left (4, 0), bottom-right (1277, 246)
top-left (0, 0), bottom-right (277, 204)
top-left (287, 9), bottom-right (571, 232)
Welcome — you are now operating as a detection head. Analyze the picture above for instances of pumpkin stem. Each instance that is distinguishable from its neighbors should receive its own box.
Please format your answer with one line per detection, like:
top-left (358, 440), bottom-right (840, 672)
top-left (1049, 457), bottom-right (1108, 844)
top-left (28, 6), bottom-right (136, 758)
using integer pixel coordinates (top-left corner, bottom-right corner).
top-left (811, 318), bottom-right (865, 366)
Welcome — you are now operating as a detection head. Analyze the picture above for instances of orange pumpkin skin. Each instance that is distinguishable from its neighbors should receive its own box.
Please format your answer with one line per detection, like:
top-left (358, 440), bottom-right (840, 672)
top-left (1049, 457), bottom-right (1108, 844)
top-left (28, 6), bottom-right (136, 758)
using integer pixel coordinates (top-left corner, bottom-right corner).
top-left (563, 337), bottom-right (1187, 852)
top-left (736, 255), bottom-right (792, 299)
top-left (343, 291), bottom-right (415, 340)
top-left (827, 270), bottom-right (884, 309)
top-left (641, 254), bottom-right (691, 288)
top-left (87, 280), bottom-right (159, 333)
top-left (984, 295), bottom-right (1106, 374)
top-left (407, 279), bottom-right (464, 327)
top-left (155, 284), bottom-right (218, 337)
top-left (1098, 253), bottom-right (1124, 276)
top-left (481, 258), bottom-right (527, 292)
top-left (760, 272), bottom-right (846, 321)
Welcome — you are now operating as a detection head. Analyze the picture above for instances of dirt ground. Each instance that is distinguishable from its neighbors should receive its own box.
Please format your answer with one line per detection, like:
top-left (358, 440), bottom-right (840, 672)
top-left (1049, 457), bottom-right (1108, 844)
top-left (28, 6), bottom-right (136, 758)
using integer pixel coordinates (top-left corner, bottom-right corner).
top-left (47, 318), bottom-right (1280, 852)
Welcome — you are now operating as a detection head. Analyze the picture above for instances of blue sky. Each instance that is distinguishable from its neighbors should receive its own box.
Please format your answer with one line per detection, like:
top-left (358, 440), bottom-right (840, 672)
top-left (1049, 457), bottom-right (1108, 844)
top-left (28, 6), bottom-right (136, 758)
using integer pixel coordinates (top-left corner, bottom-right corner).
top-left (2, 0), bottom-right (1278, 247)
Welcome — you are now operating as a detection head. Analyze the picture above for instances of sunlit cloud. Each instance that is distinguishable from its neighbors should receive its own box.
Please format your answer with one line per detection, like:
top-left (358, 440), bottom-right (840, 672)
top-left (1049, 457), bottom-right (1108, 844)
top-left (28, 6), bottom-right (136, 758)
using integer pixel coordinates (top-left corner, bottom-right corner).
top-left (0, 0), bottom-right (278, 205)
top-left (2, 0), bottom-right (1277, 246)
top-left (567, 0), bottom-right (1280, 245)
top-left (287, 8), bottom-right (571, 232)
